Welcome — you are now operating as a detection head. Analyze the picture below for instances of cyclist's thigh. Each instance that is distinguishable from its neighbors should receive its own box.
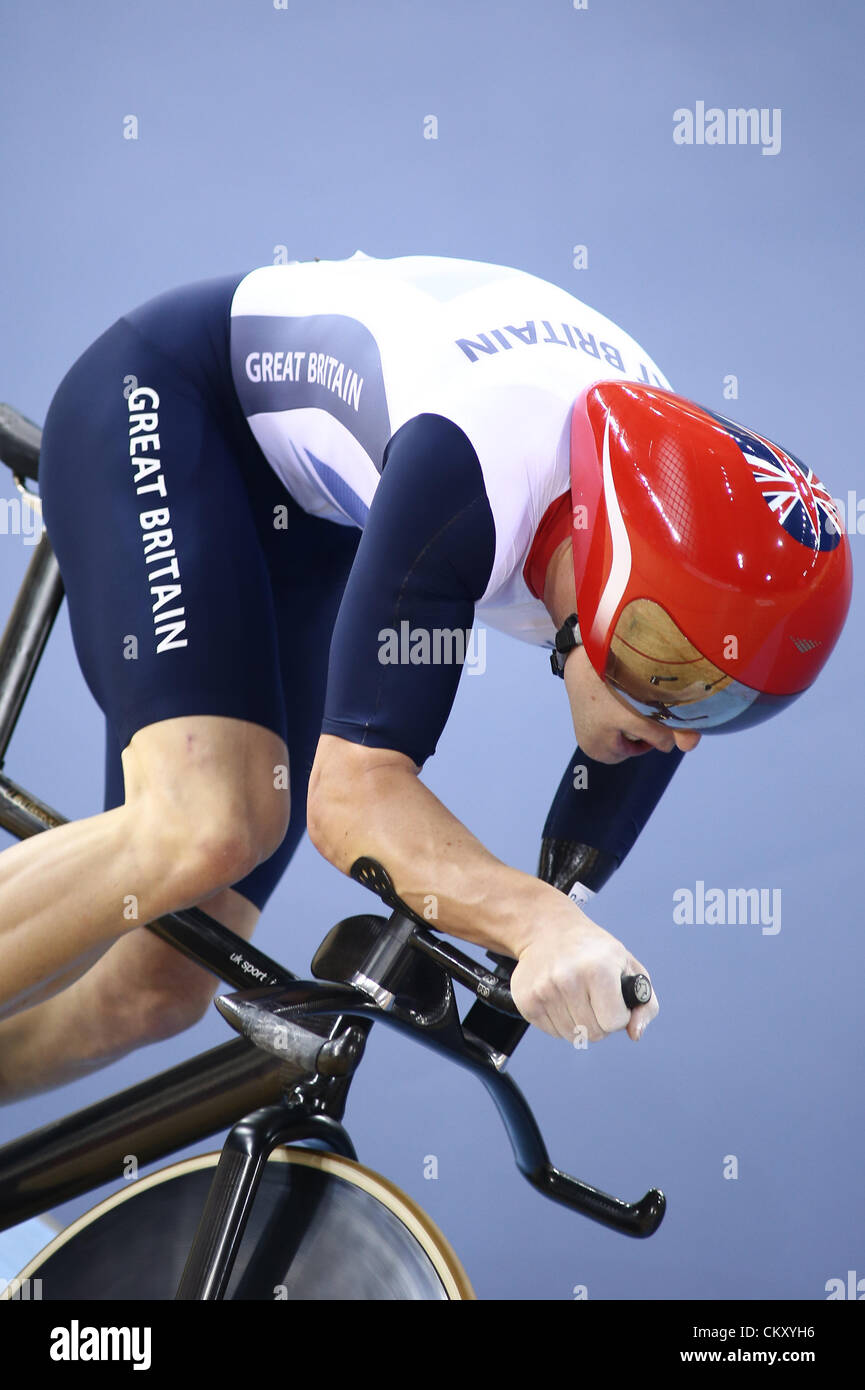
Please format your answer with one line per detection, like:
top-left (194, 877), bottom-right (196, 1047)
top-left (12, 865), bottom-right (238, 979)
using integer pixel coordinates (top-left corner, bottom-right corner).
top-left (101, 491), bottom-right (360, 910)
top-left (103, 500), bottom-right (364, 911)
top-left (64, 278), bottom-right (362, 909)
top-left (197, 465), bottom-right (362, 910)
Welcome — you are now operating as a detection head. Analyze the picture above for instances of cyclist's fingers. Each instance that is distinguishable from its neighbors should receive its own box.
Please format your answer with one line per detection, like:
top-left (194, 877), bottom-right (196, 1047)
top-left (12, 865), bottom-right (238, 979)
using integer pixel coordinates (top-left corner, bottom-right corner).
top-left (590, 984), bottom-right (631, 1036)
top-left (561, 953), bottom-right (633, 1038)
top-left (514, 982), bottom-right (601, 1043)
top-left (511, 989), bottom-right (560, 1040)
top-left (622, 953), bottom-right (660, 1041)
top-left (626, 984), bottom-right (660, 1041)
top-left (550, 977), bottom-right (608, 1044)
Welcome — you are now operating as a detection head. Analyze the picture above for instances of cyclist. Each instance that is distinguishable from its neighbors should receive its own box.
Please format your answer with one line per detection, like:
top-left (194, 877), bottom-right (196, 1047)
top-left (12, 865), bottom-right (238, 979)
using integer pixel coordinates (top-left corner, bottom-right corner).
top-left (0, 252), bottom-right (851, 1099)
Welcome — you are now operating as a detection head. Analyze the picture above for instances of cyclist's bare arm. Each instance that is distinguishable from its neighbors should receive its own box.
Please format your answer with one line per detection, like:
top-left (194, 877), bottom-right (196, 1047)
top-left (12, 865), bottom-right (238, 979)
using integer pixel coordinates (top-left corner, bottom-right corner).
top-left (307, 734), bottom-right (657, 1043)
top-left (309, 418), bottom-right (664, 1043)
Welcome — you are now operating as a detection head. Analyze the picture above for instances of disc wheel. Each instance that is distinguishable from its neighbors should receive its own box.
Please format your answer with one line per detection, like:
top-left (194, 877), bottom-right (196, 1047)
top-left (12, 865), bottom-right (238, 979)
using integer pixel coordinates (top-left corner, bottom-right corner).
top-left (6, 1147), bottom-right (474, 1301)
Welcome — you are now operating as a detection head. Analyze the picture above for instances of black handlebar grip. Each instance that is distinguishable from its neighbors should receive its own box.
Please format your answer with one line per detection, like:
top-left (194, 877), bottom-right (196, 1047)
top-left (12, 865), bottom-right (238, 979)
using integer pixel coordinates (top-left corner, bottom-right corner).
top-left (621, 973), bottom-right (652, 1009)
top-left (482, 971), bottom-right (651, 1017)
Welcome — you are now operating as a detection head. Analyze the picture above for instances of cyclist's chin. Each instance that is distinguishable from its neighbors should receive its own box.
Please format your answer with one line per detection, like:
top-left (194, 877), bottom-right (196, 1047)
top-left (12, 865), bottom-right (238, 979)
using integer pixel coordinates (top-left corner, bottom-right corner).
top-left (616, 731), bottom-right (655, 758)
top-left (574, 729), bottom-right (647, 764)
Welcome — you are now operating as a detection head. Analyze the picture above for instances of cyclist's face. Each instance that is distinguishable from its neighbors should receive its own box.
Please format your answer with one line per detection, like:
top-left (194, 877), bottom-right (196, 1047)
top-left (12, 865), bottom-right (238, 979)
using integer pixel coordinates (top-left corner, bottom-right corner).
top-left (544, 537), bottom-right (700, 759)
top-left (564, 646), bottom-right (702, 763)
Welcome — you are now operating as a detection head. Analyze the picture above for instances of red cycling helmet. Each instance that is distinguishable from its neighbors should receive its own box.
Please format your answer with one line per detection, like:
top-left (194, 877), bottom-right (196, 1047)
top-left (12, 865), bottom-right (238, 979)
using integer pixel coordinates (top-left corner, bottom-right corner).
top-left (568, 381), bottom-right (853, 732)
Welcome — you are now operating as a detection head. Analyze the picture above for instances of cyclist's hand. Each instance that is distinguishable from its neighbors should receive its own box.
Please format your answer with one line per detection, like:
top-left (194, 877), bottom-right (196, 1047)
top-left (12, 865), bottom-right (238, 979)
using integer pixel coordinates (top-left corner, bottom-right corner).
top-left (509, 909), bottom-right (658, 1044)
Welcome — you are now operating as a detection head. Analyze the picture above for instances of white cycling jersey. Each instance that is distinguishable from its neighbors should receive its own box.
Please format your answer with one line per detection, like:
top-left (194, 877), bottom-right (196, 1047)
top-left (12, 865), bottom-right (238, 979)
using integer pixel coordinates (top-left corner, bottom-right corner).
top-left (229, 251), bottom-right (671, 645)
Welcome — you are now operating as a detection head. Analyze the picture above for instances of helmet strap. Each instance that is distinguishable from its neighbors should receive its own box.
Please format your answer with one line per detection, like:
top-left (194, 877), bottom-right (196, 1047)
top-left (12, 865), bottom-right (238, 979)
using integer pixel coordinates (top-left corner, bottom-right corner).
top-left (550, 613), bottom-right (582, 678)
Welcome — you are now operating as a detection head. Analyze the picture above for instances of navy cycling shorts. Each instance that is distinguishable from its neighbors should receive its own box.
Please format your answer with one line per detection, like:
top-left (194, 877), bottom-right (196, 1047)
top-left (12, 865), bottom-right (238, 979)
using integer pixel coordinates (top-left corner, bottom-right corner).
top-left (38, 275), bottom-right (361, 909)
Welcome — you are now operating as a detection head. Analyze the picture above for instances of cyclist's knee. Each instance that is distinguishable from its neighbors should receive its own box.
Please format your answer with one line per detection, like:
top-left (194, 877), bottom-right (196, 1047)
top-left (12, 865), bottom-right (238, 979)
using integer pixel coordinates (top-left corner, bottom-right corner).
top-left (111, 961), bottom-right (218, 1047)
top-left (184, 819), bottom-right (270, 895)
top-left (122, 721), bottom-right (291, 898)
top-left (92, 904), bottom-right (258, 1052)
top-left (137, 810), bottom-right (263, 900)
top-left (137, 979), bottom-right (215, 1041)
top-left (196, 789), bottom-right (289, 885)
top-left (127, 756), bottom-right (292, 895)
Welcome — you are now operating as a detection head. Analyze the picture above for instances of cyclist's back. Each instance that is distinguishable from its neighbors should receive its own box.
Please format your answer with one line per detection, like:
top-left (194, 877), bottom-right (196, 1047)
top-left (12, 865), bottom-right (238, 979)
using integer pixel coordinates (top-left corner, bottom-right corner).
top-left (225, 251), bottom-right (671, 643)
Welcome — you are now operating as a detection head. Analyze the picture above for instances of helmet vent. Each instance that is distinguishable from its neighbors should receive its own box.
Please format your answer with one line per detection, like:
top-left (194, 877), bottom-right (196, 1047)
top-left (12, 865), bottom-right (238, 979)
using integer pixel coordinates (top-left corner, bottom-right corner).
top-left (650, 434), bottom-right (696, 550)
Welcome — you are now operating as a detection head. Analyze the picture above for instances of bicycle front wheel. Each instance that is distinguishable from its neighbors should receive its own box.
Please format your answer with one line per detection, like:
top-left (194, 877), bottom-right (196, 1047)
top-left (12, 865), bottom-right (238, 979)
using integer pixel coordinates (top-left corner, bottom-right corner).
top-left (6, 1147), bottom-right (474, 1301)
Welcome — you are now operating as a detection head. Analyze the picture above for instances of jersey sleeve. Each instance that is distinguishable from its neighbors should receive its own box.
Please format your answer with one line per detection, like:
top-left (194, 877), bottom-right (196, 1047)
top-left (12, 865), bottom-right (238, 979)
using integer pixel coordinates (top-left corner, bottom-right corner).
top-left (321, 413), bottom-right (496, 766)
top-left (538, 745), bottom-right (685, 897)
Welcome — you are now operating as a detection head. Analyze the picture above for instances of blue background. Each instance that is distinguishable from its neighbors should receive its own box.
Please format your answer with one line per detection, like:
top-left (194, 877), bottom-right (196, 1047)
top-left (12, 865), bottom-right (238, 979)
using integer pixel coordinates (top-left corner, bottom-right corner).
top-left (0, 0), bottom-right (862, 1302)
